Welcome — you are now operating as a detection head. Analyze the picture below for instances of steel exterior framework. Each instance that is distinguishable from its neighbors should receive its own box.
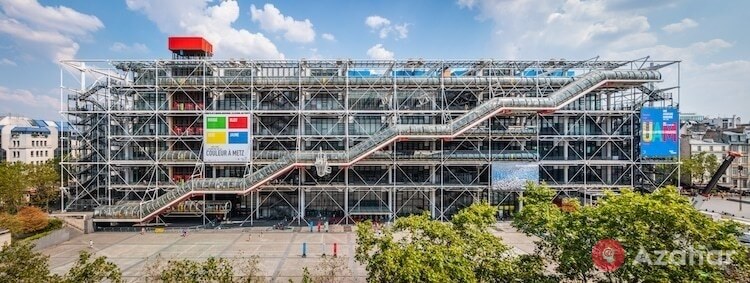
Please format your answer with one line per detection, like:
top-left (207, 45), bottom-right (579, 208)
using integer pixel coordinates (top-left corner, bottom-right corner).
top-left (59, 59), bottom-right (680, 224)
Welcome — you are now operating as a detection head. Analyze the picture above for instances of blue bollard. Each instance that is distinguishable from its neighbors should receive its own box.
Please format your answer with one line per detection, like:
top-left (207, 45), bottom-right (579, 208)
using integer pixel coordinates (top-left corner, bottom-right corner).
top-left (302, 242), bottom-right (307, 258)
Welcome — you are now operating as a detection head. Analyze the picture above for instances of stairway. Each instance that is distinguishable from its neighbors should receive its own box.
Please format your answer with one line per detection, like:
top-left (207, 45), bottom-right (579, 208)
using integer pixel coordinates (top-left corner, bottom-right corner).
top-left (93, 70), bottom-right (660, 222)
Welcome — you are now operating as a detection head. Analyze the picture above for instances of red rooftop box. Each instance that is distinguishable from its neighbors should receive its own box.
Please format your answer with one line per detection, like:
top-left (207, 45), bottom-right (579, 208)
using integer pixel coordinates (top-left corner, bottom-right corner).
top-left (168, 36), bottom-right (213, 54)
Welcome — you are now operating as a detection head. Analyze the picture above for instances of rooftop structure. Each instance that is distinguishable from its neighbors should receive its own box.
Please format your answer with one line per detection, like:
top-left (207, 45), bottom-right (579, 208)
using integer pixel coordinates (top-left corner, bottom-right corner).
top-left (59, 37), bottom-right (681, 225)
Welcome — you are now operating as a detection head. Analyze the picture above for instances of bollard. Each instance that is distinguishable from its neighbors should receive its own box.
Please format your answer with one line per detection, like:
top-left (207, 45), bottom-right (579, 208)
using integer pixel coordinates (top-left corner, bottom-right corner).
top-left (302, 242), bottom-right (307, 258)
top-left (333, 242), bottom-right (338, 257)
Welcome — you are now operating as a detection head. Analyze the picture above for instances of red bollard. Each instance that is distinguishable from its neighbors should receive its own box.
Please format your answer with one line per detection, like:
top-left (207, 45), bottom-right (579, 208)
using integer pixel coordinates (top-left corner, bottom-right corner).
top-left (333, 242), bottom-right (338, 257)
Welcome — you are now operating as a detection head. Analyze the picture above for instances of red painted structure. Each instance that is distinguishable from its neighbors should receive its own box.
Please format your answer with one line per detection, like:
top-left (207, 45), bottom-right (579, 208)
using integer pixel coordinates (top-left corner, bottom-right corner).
top-left (168, 36), bottom-right (213, 57)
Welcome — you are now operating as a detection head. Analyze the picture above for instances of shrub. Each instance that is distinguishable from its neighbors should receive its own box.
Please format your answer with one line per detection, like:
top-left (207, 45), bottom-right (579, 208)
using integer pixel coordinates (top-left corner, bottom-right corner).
top-left (44, 218), bottom-right (63, 232)
top-left (16, 206), bottom-right (48, 233)
top-left (0, 213), bottom-right (21, 234)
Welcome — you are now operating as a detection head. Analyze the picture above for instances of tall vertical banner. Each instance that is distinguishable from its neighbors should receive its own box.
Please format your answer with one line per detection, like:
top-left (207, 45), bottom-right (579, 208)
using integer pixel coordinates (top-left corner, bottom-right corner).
top-left (203, 115), bottom-right (251, 163)
top-left (640, 107), bottom-right (679, 158)
top-left (491, 162), bottom-right (539, 191)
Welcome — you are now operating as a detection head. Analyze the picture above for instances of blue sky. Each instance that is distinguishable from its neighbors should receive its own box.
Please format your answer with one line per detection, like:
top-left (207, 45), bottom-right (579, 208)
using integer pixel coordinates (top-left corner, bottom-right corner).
top-left (0, 0), bottom-right (748, 121)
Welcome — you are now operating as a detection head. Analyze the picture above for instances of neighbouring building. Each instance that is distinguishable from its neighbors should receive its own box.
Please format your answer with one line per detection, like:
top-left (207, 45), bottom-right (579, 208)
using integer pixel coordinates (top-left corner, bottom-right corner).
top-left (0, 116), bottom-right (70, 165)
top-left (680, 112), bottom-right (705, 123)
top-left (722, 130), bottom-right (749, 189)
top-left (705, 115), bottom-right (742, 129)
top-left (688, 138), bottom-right (731, 185)
top-left (682, 119), bottom-right (750, 189)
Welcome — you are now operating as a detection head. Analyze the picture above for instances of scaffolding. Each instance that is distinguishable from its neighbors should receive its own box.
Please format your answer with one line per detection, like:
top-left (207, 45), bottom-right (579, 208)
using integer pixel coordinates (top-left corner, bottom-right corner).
top-left (59, 57), bottom-right (680, 225)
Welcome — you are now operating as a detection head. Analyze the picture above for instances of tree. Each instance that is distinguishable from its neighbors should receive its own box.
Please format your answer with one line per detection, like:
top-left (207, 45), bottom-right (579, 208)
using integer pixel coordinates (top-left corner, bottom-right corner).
top-left (142, 254), bottom-right (167, 282)
top-left (514, 183), bottom-right (750, 282)
top-left (28, 159), bottom-right (60, 211)
top-left (303, 255), bottom-right (351, 283)
top-left (158, 257), bottom-right (235, 282)
top-left (355, 202), bottom-right (551, 283)
top-left (60, 250), bottom-right (122, 283)
top-left (143, 253), bottom-right (263, 282)
top-left (236, 254), bottom-right (263, 283)
top-left (16, 206), bottom-right (48, 233)
top-left (0, 241), bottom-right (53, 282)
top-left (0, 241), bottom-right (123, 283)
top-left (682, 152), bottom-right (721, 185)
top-left (704, 153), bottom-right (720, 183)
top-left (0, 162), bottom-right (29, 214)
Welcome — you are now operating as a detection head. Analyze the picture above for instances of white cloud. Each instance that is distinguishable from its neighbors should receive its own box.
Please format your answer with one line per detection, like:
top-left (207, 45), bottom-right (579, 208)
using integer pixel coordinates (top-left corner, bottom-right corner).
top-left (0, 0), bottom-right (102, 36)
top-left (662, 18), bottom-right (698, 33)
top-left (457, 0), bottom-right (656, 58)
top-left (126, 0), bottom-right (284, 59)
top-left (367, 44), bottom-right (394, 60)
top-left (249, 3), bottom-right (315, 43)
top-left (0, 58), bottom-right (16, 66)
top-left (0, 86), bottom-right (60, 116)
top-left (321, 33), bottom-right (336, 41)
top-left (365, 15), bottom-right (391, 29)
top-left (0, 0), bottom-right (103, 62)
top-left (109, 42), bottom-right (149, 53)
top-left (604, 39), bottom-right (732, 60)
top-left (393, 24), bottom-right (409, 39)
top-left (365, 15), bottom-right (409, 39)
top-left (456, 0), bottom-right (476, 8)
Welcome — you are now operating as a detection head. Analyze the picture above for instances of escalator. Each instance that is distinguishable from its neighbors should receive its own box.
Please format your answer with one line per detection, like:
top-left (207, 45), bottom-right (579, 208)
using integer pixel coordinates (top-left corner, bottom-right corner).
top-left (93, 69), bottom-right (661, 222)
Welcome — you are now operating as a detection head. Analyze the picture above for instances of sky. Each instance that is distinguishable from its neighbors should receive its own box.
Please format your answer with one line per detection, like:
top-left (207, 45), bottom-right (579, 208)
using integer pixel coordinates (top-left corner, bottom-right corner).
top-left (0, 0), bottom-right (748, 121)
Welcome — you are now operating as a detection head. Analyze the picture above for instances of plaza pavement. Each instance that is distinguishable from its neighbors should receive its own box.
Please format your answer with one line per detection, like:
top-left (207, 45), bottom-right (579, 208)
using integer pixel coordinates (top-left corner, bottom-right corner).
top-left (40, 222), bottom-right (535, 282)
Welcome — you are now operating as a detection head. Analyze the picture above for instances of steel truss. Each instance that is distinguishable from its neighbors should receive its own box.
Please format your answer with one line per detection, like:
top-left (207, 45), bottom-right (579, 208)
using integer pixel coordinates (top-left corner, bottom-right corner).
top-left (59, 59), bottom-right (680, 224)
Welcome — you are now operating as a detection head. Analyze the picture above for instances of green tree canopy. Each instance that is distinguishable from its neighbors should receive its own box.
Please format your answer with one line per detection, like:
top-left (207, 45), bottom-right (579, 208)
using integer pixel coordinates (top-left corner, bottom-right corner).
top-left (0, 241), bottom-right (53, 283)
top-left (514, 183), bottom-right (750, 282)
top-left (29, 159), bottom-right (61, 211)
top-left (158, 257), bottom-right (235, 283)
top-left (0, 241), bottom-right (122, 283)
top-left (682, 152), bottom-right (721, 185)
top-left (355, 202), bottom-right (552, 283)
top-left (60, 250), bottom-right (122, 283)
top-left (0, 162), bottom-right (30, 214)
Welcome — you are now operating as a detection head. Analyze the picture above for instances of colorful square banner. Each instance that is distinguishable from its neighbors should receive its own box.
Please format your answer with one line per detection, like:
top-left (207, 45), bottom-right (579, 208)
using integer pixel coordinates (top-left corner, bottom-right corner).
top-left (228, 132), bottom-right (248, 144)
top-left (206, 116), bottom-right (226, 129)
top-left (206, 131), bottom-right (227, 144)
top-left (203, 114), bottom-right (251, 163)
top-left (228, 116), bottom-right (248, 129)
top-left (640, 107), bottom-right (679, 158)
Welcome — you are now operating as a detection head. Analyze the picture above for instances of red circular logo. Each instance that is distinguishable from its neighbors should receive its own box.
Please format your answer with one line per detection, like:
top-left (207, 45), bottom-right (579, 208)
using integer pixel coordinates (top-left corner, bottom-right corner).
top-left (592, 239), bottom-right (626, 272)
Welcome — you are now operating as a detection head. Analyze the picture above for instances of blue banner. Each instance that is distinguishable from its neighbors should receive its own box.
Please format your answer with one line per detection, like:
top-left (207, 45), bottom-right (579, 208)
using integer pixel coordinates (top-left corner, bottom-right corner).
top-left (640, 107), bottom-right (679, 158)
